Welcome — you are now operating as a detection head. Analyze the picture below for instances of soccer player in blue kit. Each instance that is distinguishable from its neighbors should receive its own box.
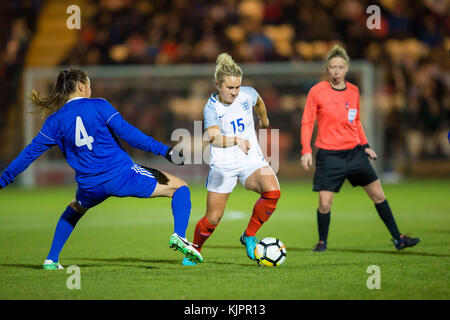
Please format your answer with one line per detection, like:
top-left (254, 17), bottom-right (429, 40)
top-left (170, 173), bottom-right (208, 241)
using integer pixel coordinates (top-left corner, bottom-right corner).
top-left (0, 69), bottom-right (203, 269)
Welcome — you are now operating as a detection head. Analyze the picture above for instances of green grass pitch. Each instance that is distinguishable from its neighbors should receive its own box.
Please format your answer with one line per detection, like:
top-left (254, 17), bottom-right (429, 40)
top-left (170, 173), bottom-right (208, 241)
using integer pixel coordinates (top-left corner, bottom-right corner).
top-left (0, 179), bottom-right (448, 300)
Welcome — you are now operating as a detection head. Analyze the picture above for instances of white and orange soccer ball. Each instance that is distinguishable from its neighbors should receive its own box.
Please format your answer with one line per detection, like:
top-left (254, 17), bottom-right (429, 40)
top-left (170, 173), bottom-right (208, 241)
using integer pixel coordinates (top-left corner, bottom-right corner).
top-left (254, 237), bottom-right (287, 266)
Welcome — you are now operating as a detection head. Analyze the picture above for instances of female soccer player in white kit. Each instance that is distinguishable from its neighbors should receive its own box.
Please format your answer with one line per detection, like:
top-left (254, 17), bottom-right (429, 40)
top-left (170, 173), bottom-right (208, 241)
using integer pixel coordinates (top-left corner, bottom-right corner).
top-left (183, 53), bottom-right (281, 265)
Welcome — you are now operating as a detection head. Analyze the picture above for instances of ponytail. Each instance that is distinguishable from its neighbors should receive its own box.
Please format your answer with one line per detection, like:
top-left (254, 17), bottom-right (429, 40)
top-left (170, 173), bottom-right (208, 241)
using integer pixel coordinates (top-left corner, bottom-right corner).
top-left (30, 69), bottom-right (88, 118)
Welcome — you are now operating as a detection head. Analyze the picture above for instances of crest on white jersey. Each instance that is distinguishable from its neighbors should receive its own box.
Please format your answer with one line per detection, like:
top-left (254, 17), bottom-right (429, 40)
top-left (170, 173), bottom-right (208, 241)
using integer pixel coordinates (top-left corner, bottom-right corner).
top-left (241, 100), bottom-right (250, 111)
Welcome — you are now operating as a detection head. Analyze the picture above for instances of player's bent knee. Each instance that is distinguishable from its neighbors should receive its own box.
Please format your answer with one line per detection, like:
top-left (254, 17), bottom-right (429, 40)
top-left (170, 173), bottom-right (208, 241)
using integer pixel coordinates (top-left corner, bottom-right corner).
top-left (170, 177), bottom-right (188, 192)
top-left (177, 179), bottom-right (188, 189)
top-left (368, 186), bottom-right (385, 204)
top-left (207, 215), bottom-right (222, 225)
top-left (318, 193), bottom-right (333, 213)
top-left (318, 200), bottom-right (332, 213)
top-left (318, 206), bottom-right (331, 214)
top-left (205, 210), bottom-right (223, 225)
top-left (69, 200), bottom-right (87, 215)
top-left (154, 177), bottom-right (189, 198)
top-left (372, 192), bottom-right (386, 204)
top-left (170, 181), bottom-right (189, 197)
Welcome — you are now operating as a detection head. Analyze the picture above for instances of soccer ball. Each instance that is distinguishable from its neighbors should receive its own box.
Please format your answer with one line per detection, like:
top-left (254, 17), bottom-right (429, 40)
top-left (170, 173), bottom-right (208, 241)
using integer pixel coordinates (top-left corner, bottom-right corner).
top-left (254, 237), bottom-right (286, 266)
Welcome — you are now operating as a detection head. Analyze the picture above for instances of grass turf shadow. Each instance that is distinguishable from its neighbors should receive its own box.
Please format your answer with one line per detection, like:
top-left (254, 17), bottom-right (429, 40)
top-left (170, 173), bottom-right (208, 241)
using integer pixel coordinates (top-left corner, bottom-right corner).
top-left (71, 257), bottom-right (180, 268)
top-left (0, 263), bottom-right (43, 270)
top-left (287, 247), bottom-right (449, 258)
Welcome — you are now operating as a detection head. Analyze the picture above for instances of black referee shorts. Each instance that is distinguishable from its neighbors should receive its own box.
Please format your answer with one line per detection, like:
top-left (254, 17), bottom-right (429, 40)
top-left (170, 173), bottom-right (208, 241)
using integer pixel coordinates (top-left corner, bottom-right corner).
top-left (313, 145), bottom-right (378, 193)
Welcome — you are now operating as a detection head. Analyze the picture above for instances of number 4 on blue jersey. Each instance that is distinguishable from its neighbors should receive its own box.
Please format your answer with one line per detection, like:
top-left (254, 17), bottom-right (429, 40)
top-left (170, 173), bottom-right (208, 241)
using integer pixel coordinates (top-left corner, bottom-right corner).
top-left (75, 116), bottom-right (94, 150)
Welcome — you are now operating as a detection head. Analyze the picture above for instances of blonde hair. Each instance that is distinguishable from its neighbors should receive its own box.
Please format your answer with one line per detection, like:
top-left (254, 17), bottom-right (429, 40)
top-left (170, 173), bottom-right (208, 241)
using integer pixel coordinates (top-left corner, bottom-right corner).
top-left (325, 44), bottom-right (350, 67)
top-left (214, 53), bottom-right (243, 85)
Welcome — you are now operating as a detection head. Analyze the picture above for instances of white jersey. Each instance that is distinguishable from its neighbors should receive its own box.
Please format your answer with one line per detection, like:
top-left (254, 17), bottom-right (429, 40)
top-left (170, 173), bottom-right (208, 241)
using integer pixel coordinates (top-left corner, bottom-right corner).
top-left (203, 86), bottom-right (265, 167)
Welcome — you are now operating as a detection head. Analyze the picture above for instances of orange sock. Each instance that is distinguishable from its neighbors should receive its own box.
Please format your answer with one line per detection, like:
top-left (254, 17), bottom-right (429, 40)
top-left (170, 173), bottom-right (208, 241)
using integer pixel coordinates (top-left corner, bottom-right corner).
top-left (245, 190), bottom-right (281, 237)
top-left (193, 216), bottom-right (217, 252)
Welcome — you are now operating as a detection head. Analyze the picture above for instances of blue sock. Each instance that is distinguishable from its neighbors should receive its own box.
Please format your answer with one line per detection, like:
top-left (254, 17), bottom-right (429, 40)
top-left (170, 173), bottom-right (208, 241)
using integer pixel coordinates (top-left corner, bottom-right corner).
top-left (171, 186), bottom-right (191, 238)
top-left (46, 206), bottom-right (82, 262)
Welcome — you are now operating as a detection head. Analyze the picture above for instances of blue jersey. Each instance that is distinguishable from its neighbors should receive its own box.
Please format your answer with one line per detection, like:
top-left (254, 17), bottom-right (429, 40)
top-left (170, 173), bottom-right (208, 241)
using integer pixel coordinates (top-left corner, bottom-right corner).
top-left (0, 97), bottom-right (169, 189)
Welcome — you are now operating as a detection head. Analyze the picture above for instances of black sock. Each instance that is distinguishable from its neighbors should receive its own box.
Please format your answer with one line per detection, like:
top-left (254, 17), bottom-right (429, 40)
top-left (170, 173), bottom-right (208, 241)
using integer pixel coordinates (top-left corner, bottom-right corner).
top-left (317, 209), bottom-right (331, 242)
top-left (375, 199), bottom-right (401, 240)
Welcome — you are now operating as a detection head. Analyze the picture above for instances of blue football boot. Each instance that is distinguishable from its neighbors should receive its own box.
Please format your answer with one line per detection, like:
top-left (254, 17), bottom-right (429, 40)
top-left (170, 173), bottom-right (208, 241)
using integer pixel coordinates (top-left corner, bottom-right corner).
top-left (182, 257), bottom-right (197, 266)
top-left (240, 230), bottom-right (259, 260)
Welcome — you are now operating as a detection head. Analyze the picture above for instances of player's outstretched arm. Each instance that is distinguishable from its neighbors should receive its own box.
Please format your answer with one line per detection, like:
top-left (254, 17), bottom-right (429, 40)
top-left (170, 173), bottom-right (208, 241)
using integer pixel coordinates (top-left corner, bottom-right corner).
top-left (0, 133), bottom-right (55, 188)
top-left (108, 112), bottom-right (170, 156)
top-left (96, 99), bottom-right (171, 157)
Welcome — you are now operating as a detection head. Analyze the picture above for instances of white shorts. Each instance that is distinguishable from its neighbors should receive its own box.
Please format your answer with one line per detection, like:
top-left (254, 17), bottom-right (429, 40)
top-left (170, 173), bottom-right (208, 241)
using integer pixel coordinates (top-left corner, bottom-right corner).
top-left (205, 157), bottom-right (273, 193)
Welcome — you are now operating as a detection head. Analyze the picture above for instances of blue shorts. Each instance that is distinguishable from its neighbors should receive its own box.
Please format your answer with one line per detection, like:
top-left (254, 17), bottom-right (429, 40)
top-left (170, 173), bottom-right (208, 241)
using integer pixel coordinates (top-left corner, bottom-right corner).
top-left (76, 164), bottom-right (159, 209)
